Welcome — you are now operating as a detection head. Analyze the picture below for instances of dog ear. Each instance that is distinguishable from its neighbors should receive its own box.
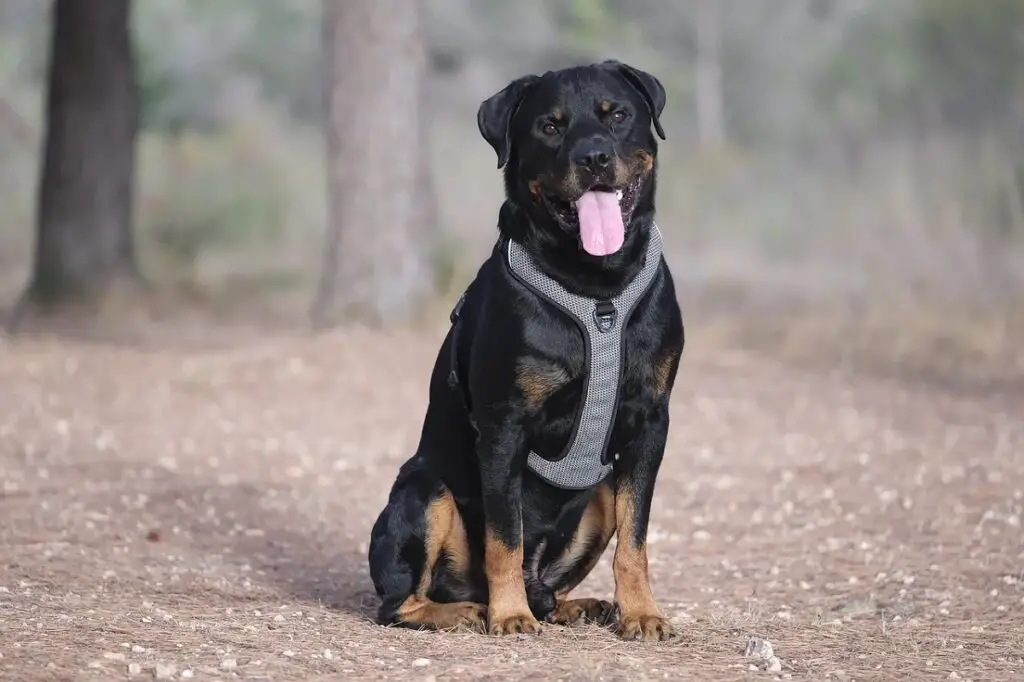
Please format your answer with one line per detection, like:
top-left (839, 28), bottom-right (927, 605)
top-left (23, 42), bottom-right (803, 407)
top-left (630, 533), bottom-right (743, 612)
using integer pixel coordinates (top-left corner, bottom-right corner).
top-left (477, 75), bottom-right (540, 169)
top-left (603, 60), bottom-right (666, 140)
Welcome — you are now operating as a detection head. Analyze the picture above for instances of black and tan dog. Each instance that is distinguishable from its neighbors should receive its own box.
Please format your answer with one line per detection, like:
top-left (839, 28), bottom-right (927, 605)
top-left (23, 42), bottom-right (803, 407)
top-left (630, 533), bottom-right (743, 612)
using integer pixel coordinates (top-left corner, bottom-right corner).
top-left (368, 60), bottom-right (683, 641)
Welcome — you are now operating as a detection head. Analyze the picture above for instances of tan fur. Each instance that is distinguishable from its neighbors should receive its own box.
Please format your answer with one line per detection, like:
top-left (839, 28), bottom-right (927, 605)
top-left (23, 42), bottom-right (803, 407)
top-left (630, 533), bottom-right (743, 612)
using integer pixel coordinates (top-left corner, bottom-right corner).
top-left (636, 149), bottom-right (654, 172)
top-left (484, 527), bottom-right (541, 634)
top-left (613, 481), bottom-right (674, 641)
top-left (516, 357), bottom-right (570, 409)
top-left (396, 597), bottom-right (486, 630)
top-left (396, 491), bottom-right (484, 630)
top-left (549, 483), bottom-right (616, 596)
top-left (653, 347), bottom-right (680, 398)
top-left (548, 597), bottom-right (612, 625)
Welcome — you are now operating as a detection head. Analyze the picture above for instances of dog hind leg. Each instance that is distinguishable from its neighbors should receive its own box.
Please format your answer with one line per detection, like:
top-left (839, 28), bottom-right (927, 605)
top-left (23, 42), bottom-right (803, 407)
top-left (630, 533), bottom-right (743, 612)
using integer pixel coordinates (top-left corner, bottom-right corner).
top-left (368, 472), bottom-right (486, 631)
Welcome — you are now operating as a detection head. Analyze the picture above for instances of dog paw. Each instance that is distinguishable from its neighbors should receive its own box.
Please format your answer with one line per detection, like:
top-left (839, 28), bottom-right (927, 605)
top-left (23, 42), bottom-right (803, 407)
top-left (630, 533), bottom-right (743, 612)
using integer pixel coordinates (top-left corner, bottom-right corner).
top-left (406, 600), bottom-right (487, 632)
top-left (615, 612), bottom-right (675, 642)
top-left (547, 598), bottom-right (615, 626)
top-left (444, 602), bottom-right (488, 631)
top-left (488, 612), bottom-right (542, 636)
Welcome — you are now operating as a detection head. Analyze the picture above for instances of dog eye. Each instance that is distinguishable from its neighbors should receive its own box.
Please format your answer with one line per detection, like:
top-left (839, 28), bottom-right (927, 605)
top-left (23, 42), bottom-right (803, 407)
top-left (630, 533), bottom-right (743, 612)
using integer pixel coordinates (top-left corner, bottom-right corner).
top-left (610, 110), bottom-right (628, 124)
top-left (541, 122), bottom-right (559, 136)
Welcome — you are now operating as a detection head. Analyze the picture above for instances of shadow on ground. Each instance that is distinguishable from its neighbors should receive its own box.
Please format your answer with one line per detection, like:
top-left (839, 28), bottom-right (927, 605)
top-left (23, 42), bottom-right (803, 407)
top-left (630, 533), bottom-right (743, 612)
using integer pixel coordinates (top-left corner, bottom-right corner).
top-left (139, 468), bottom-right (380, 619)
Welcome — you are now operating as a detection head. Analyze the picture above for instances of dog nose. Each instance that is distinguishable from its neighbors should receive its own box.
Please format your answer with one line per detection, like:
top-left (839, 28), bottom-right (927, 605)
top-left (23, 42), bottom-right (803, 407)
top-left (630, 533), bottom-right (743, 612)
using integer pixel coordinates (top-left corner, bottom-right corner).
top-left (573, 138), bottom-right (613, 172)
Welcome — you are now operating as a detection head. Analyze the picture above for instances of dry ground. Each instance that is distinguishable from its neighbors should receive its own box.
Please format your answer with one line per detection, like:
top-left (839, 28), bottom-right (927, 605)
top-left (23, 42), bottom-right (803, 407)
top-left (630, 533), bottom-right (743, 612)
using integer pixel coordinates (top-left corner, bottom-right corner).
top-left (1, 317), bottom-right (1023, 682)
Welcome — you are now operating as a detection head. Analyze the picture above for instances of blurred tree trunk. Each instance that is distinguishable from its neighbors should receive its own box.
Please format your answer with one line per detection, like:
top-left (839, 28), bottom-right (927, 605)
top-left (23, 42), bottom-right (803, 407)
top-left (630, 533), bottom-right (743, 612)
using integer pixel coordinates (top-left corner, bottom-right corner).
top-left (24, 0), bottom-right (140, 311)
top-left (312, 0), bottom-right (438, 328)
top-left (695, 0), bottom-right (727, 150)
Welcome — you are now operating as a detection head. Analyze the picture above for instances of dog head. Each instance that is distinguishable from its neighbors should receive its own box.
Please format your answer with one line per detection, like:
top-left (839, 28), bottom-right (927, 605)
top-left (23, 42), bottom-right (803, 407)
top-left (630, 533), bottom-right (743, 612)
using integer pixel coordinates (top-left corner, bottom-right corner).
top-left (478, 60), bottom-right (666, 258)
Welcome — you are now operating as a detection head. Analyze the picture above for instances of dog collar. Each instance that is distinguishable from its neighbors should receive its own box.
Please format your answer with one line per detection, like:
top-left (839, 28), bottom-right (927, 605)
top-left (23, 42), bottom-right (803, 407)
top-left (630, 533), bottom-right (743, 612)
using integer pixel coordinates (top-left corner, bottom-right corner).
top-left (504, 225), bottom-right (664, 490)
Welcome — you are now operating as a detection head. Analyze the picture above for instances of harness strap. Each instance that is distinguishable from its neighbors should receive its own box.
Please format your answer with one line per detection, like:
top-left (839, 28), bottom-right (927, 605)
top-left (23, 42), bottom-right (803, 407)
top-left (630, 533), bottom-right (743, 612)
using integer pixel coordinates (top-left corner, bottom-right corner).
top-left (445, 226), bottom-right (664, 491)
top-left (507, 226), bottom-right (664, 490)
top-left (447, 291), bottom-right (471, 415)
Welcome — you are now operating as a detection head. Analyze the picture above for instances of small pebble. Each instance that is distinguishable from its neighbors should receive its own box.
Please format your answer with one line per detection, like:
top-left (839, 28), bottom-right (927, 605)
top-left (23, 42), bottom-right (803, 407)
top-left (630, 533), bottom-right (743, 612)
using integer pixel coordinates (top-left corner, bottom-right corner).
top-left (221, 658), bottom-right (238, 671)
top-left (412, 658), bottom-right (431, 667)
top-left (744, 636), bottom-right (774, 661)
top-left (127, 662), bottom-right (142, 675)
top-left (180, 671), bottom-right (194, 679)
top-left (324, 649), bottom-right (334, 660)
top-left (767, 656), bottom-right (782, 673)
top-left (131, 645), bottom-right (145, 654)
top-left (273, 614), bottom-right (286, 623)
top-left (153, 663), bottom-right (177, 680)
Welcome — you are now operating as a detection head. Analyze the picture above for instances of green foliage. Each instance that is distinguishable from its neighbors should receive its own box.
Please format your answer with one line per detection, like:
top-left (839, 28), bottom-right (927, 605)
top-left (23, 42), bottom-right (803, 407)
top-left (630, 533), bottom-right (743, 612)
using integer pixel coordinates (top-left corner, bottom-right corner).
top-left (816, 8), bottom-right (917, 130)
top-left (820, 0), bottom-right (1024, 130)
top-left (563, 0), bottom-right (616, 49)
top-left (908, 0), bottom-right (1024, 127)
top-left (224, 3), bottom-right (322, 121)
top-left (561, 0), bottom-right (645, 58)
top-left (133, 0), bottom-right (321, 133)
top-left (813, 0), bottom-right (1024, 243)
top-left (2, 0), bottom-right (1023, 309)
top-left (138, 124), bottom-right (290, 280)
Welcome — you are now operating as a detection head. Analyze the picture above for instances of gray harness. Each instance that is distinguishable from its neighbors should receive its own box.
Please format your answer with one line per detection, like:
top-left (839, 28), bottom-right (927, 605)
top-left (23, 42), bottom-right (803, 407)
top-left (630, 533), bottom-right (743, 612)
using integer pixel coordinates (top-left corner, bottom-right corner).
top-left (503, 225), bottom-right (664, 490)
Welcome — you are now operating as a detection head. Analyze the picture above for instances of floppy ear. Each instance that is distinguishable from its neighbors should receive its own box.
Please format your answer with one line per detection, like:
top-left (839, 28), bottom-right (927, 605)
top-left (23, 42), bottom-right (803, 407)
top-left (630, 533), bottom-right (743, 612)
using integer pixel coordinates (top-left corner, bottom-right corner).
top-left (603, 60), bottom-right (667, 140)
top-left (477, 75), bottom-right (540, 169)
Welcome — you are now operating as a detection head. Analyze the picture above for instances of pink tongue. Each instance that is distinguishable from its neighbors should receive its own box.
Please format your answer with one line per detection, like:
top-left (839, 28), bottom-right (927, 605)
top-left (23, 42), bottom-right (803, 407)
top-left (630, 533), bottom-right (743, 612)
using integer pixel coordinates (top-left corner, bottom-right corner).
top-left (575, 191), bottom-right (624, 256)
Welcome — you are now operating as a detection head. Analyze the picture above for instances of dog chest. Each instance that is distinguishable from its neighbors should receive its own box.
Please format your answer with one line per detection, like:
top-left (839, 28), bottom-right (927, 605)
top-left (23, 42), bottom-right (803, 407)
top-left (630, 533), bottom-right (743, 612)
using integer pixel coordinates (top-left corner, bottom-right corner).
top-left (504, 227), bottom-right (664, 491)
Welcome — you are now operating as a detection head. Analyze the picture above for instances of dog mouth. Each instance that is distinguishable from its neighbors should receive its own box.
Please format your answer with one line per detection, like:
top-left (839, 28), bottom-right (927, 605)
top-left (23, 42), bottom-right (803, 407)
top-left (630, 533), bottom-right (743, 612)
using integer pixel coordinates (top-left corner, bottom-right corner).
top-left (541, 172), bottom-right (645, 257)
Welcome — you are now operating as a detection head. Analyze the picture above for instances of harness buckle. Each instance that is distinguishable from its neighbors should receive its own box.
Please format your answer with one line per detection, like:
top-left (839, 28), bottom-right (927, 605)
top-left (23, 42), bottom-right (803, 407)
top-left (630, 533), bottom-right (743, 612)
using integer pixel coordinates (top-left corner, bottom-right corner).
top-left (593, 300), bottom-right (617, 333)
top-left (448, 291), bottom-right (468, 390)
top-left (449, 291), bottom-right (467, 324)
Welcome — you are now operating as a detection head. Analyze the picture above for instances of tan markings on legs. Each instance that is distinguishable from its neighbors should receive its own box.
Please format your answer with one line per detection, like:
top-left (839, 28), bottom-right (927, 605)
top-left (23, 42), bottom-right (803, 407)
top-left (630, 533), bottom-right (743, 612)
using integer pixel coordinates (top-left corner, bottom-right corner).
top-left (396, 597), bottom-right (487, 630)
top-left (544, 484), bottom-right (616, 626)
top-left (485, 527), bottom-right (541, 635)
top-left (547, 483), bottom-right (616, 598)
top-left (653, 347), bottom-right (681, 398)
top-left (548, 597), bottom-right (614, 625)
top-left (418, 491), bottom-right (452, 594)
top-left (612, 482), bottom-right (674, 641)
top-left (442, 503), bottom-right (471, 576)
top-left (516, 356), bottom-right (570, 410)
top-left (395, 491), bottom-right (486, 631)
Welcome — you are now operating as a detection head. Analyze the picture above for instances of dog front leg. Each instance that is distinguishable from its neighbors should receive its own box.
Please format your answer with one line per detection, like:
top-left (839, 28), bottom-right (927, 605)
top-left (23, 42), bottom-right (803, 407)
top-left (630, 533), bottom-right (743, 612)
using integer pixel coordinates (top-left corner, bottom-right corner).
top-left (612, 405), bottom-right (675, 641)
top-left (477, 424), bottom-right (542, 635)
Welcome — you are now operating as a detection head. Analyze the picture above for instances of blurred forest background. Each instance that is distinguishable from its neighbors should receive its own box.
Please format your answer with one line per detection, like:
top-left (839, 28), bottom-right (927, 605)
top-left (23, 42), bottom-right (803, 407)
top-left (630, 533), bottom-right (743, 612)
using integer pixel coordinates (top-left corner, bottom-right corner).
top-left (1, 0), bottom-right (1022, 381)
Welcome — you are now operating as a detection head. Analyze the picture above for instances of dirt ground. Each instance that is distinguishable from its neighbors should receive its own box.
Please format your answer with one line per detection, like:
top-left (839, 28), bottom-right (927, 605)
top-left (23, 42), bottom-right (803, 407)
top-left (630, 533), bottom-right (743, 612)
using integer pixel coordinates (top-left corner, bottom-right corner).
top-left (1, 318), bottom-right (1022, 682)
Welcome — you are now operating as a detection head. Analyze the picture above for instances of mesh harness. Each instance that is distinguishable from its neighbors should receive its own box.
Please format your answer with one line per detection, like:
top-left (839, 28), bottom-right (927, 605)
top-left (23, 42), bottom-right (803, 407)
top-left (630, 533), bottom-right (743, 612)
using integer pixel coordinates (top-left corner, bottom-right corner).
top-left (448, 225), bottom-right (664, 490)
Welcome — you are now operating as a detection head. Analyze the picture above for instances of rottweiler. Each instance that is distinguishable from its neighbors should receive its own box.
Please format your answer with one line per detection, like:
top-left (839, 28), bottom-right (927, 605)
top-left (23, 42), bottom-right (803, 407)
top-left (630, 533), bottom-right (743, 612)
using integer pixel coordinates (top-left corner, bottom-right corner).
top-left (368, 60), bottom-right (684, 642)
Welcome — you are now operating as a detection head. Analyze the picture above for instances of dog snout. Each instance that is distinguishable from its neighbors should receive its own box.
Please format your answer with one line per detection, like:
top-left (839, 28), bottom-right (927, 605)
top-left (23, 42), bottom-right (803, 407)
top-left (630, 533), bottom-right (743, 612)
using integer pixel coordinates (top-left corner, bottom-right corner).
top-left (571, 136), bottom-right (614, 174)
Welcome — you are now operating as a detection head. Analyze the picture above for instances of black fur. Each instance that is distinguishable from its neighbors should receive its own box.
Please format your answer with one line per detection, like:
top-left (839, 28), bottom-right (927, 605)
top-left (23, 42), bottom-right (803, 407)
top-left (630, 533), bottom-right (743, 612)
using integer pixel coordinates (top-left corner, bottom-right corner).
top-left (368, 60), bottom-right (684, 638)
